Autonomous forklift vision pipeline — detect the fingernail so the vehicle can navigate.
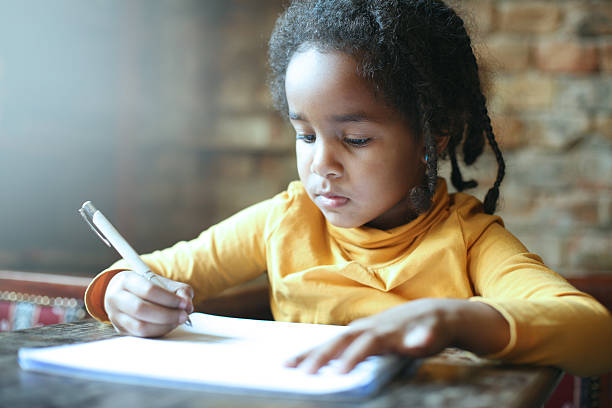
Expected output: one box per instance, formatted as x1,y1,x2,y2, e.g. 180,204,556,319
178,288,194,299
179,299,187,310
300,361,319,375
336,367,349,375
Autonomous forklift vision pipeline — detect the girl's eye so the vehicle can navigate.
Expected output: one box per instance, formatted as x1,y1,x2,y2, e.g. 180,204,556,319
297,134,316,143
345,137,371,147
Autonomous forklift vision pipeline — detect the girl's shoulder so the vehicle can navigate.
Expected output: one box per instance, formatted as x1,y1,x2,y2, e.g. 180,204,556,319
445,189,505,243
270,180,315,211
260,180,324,235
429,178,503,229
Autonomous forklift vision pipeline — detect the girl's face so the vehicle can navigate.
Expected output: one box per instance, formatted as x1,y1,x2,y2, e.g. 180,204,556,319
286,48,425,230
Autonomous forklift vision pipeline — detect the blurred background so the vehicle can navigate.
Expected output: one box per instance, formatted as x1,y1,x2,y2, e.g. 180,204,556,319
0,0,294,276
0,0,610,280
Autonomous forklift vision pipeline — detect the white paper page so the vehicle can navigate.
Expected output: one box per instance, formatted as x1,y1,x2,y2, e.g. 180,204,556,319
19,313,403,396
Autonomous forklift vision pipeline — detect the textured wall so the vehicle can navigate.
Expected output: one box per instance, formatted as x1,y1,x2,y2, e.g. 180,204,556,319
453,0,612,277
0,0,610,277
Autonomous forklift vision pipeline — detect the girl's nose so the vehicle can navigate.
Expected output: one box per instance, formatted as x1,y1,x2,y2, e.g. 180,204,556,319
310,140,343,179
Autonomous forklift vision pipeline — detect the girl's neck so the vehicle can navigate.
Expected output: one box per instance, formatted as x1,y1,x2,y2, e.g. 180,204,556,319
364,196,420,230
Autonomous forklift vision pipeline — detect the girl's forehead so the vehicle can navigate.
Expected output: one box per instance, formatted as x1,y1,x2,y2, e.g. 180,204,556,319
287,51,370,107
286,49,372,100
285,49,404,124
288,48,358,78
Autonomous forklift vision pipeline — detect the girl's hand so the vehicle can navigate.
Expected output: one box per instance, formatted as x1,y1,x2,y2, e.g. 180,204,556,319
104,270,194,337
285,298,509,374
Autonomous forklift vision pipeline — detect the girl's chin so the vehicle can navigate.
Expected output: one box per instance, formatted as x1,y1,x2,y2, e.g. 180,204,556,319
320,211,364,229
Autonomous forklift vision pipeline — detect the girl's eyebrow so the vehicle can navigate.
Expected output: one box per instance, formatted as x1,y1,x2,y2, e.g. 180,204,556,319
288,111,376,123
329,112,372,123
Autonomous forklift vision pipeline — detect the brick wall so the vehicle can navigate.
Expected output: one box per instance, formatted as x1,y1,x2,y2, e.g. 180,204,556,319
0,0,609,278
451,0,612,276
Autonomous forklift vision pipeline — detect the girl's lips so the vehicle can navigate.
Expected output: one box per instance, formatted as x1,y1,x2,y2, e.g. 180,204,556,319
316,194,349,208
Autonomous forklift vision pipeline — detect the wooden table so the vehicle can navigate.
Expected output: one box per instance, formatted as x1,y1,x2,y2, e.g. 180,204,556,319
0,320,562,408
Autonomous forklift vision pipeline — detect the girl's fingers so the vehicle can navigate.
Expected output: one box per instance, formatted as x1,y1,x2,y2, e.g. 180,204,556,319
173,282,194,300
111,312,179,338
104,271,193,338
156,274,195,302
294,331,361,374
284,351,308,368
334,326,433,373
289,325,441,375
121,272,190,310
113,290,188,326
335,332,380,374
174,285,195,314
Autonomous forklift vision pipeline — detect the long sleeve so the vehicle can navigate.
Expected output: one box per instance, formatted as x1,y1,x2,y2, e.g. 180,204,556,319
467,222,612,376
85,195,277,322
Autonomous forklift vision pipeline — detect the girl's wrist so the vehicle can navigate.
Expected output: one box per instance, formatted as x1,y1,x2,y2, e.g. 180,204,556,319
445,300,510,355
440,299,470,349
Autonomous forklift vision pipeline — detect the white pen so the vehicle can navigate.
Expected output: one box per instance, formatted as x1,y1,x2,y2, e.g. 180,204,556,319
78,201,192,326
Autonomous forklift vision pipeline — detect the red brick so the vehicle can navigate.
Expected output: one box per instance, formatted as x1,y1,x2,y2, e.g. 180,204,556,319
558,196,599,226
576,4,612,37
601,42,612,73
504,228,565,271
491,115,525,150
534,41,599,74
601,196,612,226
482,37,531,72
594,115,612,142
565,232,612,275
490,75,555,112
498,3,562,33
523,112,590,150
457,0,496,35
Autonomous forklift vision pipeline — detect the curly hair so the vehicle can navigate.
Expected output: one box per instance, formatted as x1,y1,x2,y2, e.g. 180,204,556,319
268,0,505,214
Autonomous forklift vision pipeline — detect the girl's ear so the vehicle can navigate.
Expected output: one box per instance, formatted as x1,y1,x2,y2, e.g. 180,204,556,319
436,134,450,155
420,134,451,164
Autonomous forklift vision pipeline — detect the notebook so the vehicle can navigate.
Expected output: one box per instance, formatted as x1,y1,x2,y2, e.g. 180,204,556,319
18,313,408,399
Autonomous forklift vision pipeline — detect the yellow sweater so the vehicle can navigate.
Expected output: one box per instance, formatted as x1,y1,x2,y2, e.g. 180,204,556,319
85,179,612,376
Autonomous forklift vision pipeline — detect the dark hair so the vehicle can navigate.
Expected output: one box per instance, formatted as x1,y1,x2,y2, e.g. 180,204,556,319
268,0,505,214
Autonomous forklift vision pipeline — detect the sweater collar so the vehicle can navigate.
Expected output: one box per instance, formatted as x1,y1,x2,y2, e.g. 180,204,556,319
326,179,450,251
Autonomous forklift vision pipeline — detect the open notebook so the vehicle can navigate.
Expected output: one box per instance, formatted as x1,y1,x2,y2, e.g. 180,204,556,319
18,313,408,399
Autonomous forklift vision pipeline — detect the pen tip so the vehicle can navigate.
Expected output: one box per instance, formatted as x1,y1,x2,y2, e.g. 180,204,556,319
80,201,97,217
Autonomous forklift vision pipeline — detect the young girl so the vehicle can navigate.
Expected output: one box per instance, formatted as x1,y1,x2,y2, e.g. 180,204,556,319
85,0,612,376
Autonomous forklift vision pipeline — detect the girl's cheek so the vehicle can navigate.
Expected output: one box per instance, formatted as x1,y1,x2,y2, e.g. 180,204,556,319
296,148,312,174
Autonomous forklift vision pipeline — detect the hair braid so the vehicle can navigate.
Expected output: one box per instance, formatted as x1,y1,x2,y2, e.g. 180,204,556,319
402,28,444,211
480,98,506,214
409,95,438,213
450,6,506,213
423,114,438,197
449,139,477,192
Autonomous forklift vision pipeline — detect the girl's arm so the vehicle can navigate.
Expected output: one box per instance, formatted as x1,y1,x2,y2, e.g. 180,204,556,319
289,222,612,376
85,193,284,334
286,297,509,374
467,222,612,376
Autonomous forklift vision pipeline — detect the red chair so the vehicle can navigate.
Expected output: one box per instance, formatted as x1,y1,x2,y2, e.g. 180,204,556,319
0,271,90,331
546,275,612,408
